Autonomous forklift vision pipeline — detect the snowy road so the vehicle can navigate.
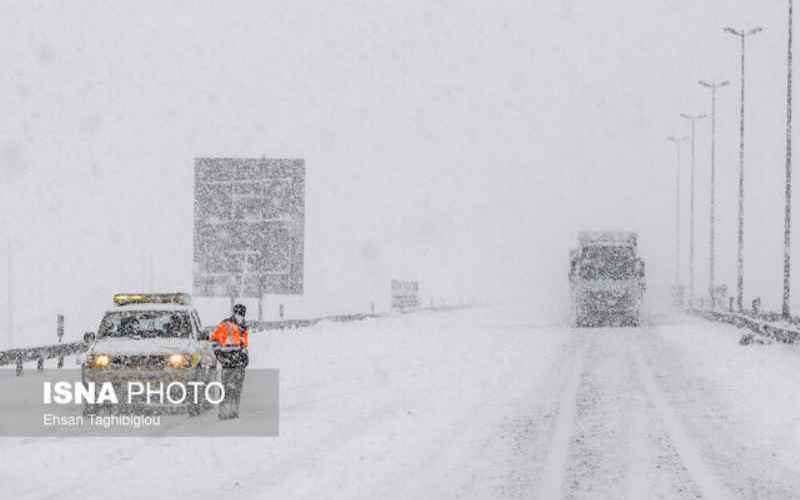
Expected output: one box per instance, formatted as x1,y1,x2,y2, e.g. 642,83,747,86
3,306,800,499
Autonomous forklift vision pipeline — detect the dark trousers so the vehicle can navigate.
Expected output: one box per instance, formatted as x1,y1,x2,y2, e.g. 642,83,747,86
216,349,249,419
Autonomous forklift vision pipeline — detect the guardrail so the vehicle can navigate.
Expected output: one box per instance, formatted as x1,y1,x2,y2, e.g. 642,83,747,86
248,304,471,331
693,308,800,343
0,342,88,375
249,312,383,331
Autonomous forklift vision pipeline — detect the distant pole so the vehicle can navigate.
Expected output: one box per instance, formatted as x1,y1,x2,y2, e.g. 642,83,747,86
699,79,730,308
725,26,763,312
57,314,64,369
258,280,263,322
149,252,154,291
667,136,689,286
228,279,235,311
141,251,148,290
681,113,706,308
784,0,794,319
6,241,12,349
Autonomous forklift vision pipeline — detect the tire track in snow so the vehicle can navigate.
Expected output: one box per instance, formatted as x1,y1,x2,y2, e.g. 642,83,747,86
633,346,732,500
623,390,650,500
640,318,800,498
561,329,647,499
535,339,587,499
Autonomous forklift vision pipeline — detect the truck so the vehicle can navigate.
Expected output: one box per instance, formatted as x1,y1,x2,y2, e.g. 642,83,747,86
569,231,645,327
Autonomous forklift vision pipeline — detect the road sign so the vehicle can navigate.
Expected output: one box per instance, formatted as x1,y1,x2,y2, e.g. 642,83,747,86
391,279,419,311
193,158,305,297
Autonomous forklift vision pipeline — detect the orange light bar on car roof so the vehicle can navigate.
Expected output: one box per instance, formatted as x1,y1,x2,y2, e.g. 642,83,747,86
112,293,192,306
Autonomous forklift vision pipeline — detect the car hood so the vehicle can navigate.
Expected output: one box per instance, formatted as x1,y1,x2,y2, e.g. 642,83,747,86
90,337,194,356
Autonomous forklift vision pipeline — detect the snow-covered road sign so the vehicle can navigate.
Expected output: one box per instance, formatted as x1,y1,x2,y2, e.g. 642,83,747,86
391,279,419,311
193,158,305,297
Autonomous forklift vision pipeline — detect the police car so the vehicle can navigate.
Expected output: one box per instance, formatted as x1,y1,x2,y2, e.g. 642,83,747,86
81,293,220,416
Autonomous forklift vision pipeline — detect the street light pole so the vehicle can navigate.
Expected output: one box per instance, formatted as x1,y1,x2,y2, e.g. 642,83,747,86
681,113,706,309
7,241,12,350
667,136,689,288
699,79,730,309
784,0,794,319
724,26,763,312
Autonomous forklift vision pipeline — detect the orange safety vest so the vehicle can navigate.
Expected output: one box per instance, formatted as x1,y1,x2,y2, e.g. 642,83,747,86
211,319,249,348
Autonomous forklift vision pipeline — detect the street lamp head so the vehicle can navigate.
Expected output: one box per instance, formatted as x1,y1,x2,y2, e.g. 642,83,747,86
681,113,707,120
724,26,763,37
699,79,730,89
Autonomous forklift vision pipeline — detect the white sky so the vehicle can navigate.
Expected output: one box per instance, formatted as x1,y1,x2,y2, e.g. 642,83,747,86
0,1,798,342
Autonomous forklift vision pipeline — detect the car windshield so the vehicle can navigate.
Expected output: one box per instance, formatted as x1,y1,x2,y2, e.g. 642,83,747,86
579,246,635,280
98,310,192,338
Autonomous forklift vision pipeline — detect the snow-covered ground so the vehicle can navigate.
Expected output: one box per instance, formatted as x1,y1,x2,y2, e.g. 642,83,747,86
2,306,800,499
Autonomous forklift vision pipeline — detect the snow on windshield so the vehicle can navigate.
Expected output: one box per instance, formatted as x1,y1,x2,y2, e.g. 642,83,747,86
98,311,192,338
579,246,636,281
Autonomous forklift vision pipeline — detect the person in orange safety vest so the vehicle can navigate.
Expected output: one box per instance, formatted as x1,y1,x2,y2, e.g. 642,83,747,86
212,303,250,420
211,303,249,348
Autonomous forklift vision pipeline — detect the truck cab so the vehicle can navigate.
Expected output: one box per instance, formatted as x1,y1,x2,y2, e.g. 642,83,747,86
569,232,646,327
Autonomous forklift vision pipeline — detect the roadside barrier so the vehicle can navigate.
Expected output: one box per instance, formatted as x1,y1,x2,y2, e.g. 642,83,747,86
0,341,87,373
693,308,800,343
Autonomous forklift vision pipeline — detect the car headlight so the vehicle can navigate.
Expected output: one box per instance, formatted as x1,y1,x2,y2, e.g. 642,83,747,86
166,354,190,368
91,354,111,368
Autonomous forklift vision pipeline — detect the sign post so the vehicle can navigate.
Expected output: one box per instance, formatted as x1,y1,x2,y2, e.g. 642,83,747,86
56,314,64,369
